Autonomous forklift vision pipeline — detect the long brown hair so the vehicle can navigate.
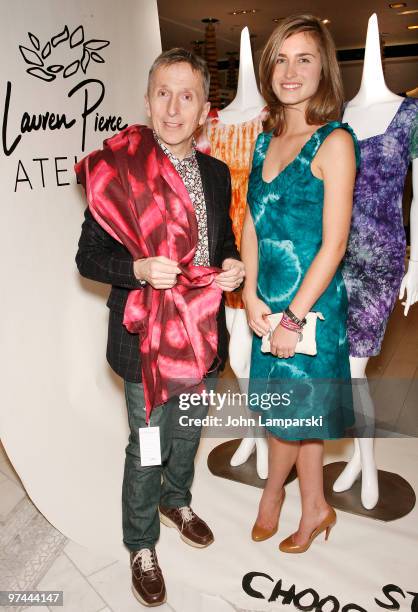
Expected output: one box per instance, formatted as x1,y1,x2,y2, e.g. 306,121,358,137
260,15,343,135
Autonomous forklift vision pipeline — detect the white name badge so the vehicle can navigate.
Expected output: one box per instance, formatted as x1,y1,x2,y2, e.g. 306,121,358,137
139,426,162,466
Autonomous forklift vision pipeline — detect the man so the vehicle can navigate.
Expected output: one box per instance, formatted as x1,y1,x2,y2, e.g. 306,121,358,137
75,48,244,607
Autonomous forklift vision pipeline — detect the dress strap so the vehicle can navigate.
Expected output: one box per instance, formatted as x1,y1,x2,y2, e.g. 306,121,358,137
253,131,272,165
304,121,361,168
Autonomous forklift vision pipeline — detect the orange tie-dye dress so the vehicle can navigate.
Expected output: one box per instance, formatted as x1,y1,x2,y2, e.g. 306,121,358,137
198,109,266,308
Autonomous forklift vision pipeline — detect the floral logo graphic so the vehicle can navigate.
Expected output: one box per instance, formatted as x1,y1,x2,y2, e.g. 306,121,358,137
19,25,110,82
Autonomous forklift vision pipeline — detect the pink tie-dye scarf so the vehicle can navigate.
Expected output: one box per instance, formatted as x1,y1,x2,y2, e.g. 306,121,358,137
75,125,223,422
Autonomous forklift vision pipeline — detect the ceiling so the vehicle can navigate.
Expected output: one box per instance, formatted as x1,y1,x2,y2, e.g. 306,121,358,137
157,0,418,57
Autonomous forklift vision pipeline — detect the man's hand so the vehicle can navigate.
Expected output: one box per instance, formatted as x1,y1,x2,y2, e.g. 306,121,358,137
133,256,181,289
215,258,245,292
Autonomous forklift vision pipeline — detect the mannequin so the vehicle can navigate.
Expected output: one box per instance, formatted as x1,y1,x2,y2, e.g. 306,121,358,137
201,27,268,478
333,13,418,509
216,27,265,122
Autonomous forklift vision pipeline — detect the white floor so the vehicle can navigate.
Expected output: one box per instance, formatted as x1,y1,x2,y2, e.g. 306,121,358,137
0,439,247,612
2,435,418,612
0,441,145,612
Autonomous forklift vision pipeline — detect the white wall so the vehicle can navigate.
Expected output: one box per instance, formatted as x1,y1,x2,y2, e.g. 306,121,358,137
0,0,161,557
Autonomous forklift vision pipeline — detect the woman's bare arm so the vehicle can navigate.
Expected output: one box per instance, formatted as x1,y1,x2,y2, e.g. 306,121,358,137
288,128,356,319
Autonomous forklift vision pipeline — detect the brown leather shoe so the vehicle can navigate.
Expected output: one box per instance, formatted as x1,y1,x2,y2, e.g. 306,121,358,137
159,505,214,548
130,548,166,607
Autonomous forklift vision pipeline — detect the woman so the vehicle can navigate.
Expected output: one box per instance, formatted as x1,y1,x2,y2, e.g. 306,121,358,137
241,14,359,553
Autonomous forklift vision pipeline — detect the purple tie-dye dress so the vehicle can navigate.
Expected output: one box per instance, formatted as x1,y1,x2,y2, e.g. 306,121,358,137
342,97,418,357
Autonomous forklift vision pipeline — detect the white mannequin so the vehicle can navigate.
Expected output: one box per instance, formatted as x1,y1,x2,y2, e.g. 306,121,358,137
214,27,268,479
333,13,418,509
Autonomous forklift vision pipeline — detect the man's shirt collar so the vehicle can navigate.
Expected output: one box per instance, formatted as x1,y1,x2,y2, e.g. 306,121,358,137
153,130,196,166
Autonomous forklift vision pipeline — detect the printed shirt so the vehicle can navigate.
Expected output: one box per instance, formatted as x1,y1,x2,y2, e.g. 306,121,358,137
153,132,210,266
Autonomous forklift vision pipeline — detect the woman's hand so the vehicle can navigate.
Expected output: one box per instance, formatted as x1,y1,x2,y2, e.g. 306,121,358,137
243,293,271,336
270,325,298,358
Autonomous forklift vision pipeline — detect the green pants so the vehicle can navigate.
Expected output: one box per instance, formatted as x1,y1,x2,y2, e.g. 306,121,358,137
122,381,210,551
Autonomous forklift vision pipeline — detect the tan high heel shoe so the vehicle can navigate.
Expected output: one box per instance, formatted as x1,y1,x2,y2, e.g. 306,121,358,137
251,489,286,542
279,507,336,553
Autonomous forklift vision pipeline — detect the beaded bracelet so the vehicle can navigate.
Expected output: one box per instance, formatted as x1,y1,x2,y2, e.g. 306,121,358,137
280,314,301,330
284,307,307,328
279,313,303,341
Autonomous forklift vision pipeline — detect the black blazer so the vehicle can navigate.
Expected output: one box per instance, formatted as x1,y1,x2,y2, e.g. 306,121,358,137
75,150,240,382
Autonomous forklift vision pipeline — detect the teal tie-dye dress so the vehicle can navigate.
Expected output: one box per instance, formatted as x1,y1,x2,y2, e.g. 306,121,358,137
247,122,359,441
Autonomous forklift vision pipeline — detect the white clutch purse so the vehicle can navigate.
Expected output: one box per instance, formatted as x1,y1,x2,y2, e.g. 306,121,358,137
261,312,325,356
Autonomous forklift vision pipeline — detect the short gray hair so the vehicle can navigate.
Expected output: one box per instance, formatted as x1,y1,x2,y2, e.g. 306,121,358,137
147,48,210,100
